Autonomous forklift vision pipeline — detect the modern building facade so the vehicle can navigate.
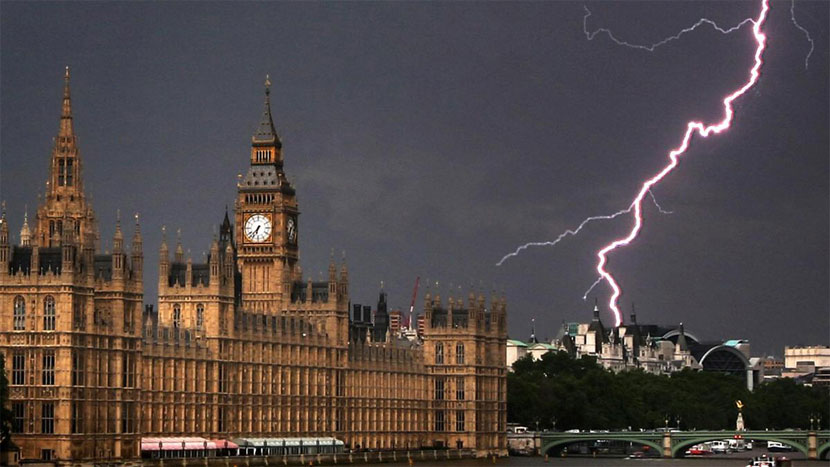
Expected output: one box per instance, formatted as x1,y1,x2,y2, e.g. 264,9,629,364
0,70,507,462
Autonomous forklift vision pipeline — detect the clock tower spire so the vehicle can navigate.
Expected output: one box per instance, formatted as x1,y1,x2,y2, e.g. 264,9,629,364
235,76,299,311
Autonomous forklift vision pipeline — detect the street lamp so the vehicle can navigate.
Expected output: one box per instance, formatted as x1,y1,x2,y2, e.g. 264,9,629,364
810,414,815,431
664,416,669,429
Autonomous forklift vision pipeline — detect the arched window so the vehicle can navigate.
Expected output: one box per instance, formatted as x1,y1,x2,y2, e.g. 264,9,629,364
455,342,465,365
44,296,56,331
13,296,25,330
196,304,204,330
172,305,181,328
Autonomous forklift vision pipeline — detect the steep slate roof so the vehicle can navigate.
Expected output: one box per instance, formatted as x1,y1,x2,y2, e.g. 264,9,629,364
252,76,281,147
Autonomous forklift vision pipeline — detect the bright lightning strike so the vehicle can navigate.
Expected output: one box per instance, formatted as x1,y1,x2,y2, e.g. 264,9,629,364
583,6,755,52
790,0,814,70
496,190,671,267
501,7,756,268
594,0,770,327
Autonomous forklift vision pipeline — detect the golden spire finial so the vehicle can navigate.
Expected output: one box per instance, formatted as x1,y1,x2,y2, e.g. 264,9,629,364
265,74,271,95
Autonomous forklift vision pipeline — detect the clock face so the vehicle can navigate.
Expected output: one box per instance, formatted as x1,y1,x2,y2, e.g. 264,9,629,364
244,214,272,242
287,217,297,244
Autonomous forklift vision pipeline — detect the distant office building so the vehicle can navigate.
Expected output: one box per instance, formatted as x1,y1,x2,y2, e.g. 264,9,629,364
784,346,830,370
782,346,830,384
389,309,403,336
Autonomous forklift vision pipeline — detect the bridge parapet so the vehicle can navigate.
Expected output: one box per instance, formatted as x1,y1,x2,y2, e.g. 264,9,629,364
539,429,829,460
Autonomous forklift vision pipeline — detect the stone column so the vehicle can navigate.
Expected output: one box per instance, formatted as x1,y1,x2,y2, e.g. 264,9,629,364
808,431,817,460
662,432,672,458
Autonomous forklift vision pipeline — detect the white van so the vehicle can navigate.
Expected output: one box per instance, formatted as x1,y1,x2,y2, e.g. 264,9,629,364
710,440,730,454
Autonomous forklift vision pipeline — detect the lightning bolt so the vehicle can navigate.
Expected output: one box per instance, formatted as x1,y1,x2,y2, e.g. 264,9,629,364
496,190,670,267
593,0,770,327
583,5,755,52
790,0,814,70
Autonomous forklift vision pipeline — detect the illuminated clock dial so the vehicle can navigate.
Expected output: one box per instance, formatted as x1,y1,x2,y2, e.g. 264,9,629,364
287,217,297,244
244,214,272,242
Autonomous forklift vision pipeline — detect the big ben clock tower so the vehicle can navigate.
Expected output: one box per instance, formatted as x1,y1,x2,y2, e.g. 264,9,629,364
235,76,299,311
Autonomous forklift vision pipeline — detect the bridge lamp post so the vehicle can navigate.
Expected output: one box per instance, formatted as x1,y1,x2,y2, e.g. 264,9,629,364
810,414,815,431
676,416,681,430
664,416,669,429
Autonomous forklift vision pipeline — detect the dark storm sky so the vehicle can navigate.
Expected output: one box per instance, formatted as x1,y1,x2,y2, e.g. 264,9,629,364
1,1,827,356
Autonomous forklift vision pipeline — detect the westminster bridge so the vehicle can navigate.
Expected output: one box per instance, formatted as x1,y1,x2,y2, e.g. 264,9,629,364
535,429,830,460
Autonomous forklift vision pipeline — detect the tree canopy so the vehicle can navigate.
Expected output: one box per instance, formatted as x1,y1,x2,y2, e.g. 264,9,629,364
507,351,828,431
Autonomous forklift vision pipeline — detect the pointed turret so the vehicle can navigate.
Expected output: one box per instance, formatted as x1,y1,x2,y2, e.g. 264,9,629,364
338,251,349,299
248,74,284,173
0,204,9,274
209,233,220,278
59,66,74,138
252,74,282,149
529,318,538,344
20,207,31,246
186,253,193,287
224,241,234,280
159,226,170,287
220,207,233,246
373,284,389,342
174,228,183,263
676,322,689,352
131,213,143,281
328,249,337,295
113,210,123,253
38,66,94,248
587,298,606,354
112,211,124,278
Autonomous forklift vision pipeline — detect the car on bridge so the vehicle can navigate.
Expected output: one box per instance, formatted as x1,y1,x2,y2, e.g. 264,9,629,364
709,440,731,454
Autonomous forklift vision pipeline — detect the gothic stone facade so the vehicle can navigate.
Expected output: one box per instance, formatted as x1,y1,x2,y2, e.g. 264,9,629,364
0,70,507,462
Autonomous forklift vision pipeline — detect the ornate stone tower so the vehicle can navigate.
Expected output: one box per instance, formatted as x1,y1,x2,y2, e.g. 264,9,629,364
36,67,97,250
0,68,143,462
234,76,300,312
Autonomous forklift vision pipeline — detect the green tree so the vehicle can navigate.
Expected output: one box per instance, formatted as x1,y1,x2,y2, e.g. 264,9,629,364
746,378,830,429
506,350,827,431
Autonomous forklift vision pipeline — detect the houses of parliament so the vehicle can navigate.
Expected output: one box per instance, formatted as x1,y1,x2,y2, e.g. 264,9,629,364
0,69,507,462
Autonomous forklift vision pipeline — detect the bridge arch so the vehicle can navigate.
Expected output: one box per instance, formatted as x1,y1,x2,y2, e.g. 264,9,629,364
671,435,808,458
818,441,830,460
541,437,661,457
